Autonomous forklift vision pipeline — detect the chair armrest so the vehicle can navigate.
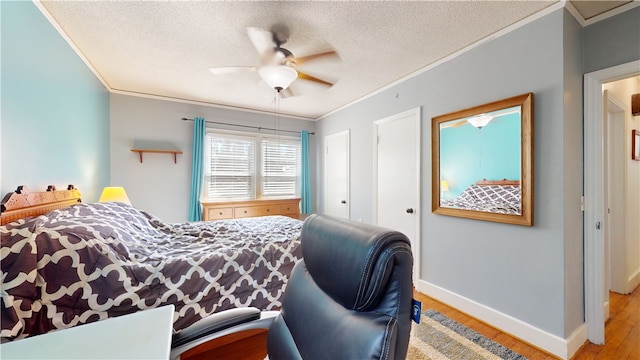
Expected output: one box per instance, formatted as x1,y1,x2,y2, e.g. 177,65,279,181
170,308,278,360
172,307,261,348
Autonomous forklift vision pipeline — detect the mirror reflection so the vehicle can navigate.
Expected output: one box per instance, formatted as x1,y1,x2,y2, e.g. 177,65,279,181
439,106,521,214
431,93,533,226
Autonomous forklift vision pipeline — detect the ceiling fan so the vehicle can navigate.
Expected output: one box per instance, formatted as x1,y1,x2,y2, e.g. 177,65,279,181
209,24,339,96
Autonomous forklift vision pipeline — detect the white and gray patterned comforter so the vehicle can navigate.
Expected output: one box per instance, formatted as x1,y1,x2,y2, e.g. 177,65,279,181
0,202,303,341
441,184,521,214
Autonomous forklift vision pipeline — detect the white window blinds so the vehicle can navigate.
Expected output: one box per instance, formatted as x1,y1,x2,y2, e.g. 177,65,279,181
205,135,255,200
262,138,300,197
204,131,300,201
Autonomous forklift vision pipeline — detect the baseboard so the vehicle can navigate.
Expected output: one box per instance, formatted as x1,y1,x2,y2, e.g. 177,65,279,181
416,280,587,360
627,268,640,294
566,323,588,360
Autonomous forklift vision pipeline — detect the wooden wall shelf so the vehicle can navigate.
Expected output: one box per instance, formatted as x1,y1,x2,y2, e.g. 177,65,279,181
131,149,183,163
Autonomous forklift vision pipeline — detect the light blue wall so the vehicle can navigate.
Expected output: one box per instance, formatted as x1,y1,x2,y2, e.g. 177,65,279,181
1,1,110,201
440,115,521,197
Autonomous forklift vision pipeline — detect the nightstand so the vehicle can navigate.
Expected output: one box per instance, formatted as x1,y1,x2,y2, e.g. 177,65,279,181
1,305,175,359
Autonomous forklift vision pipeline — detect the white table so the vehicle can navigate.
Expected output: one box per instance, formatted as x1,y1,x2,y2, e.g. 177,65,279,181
1,305,174,359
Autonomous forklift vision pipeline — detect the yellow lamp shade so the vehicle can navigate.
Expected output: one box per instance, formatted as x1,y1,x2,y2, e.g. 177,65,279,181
440,180,449,192
99,187,131,205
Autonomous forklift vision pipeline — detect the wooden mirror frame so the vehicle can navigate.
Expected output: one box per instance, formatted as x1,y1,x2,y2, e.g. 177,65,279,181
431,93,534,226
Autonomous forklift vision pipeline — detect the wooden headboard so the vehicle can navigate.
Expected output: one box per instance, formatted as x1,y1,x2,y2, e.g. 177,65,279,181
0,185,82,225
475,179,520,186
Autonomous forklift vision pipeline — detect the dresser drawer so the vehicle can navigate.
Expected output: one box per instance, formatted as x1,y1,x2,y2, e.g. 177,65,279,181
234,205,276,218
279,203,299,215
206,207,233,220
201,198,300,220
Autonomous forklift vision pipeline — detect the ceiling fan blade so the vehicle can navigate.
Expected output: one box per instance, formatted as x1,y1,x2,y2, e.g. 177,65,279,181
209,66,256,75
298,71,334,87
293,50,339,66
247,27,274,55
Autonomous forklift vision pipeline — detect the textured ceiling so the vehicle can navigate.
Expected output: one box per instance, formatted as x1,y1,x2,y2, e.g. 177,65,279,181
38,1,630,120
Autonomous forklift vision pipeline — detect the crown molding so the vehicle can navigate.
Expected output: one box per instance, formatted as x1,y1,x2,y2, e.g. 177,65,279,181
110,89,315,121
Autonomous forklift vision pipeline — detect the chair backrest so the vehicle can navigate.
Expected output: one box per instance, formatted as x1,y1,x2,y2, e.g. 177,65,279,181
267,214,413,360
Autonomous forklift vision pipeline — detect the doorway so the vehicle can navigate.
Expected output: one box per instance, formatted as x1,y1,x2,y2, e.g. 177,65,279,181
373,107,421,280
583,60,640,344
323,129,350,219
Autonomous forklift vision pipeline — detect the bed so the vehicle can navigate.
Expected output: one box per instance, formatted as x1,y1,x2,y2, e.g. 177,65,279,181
440,179,521,215
0,186,303,342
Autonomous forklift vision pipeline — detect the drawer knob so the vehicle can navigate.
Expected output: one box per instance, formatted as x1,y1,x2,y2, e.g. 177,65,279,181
267,209,270,212
219,212,223,215
244,210,247,213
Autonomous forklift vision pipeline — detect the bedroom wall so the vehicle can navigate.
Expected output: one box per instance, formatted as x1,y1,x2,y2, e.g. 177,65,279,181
0,1,110,202
109,93,316,223
561,8,584,340
317,7,576,345
582,6,640,74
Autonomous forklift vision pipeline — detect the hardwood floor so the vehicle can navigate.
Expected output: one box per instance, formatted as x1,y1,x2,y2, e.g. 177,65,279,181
576,288,640,359
414,285,640,359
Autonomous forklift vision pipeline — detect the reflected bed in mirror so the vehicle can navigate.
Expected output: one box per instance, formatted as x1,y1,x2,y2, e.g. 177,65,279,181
431,93,533,226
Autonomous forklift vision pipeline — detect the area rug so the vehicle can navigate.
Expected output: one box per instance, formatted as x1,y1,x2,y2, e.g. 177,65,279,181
408,310,528,360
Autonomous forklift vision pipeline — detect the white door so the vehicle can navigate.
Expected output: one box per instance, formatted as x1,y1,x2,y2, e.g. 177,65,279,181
324,130,350,219
374,108,421,280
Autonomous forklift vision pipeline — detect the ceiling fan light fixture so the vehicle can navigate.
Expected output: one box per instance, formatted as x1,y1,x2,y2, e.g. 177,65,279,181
467,114,493,128
258,65,298,91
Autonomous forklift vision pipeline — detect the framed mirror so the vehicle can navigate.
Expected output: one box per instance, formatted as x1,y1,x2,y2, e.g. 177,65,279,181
431,93,533,226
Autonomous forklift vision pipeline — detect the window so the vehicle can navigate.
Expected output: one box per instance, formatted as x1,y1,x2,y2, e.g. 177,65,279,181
205,131,301,201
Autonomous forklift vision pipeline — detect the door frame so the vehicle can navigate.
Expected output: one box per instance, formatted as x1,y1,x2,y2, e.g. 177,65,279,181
323,129,351,219
583,60,639,344
372,107,422,281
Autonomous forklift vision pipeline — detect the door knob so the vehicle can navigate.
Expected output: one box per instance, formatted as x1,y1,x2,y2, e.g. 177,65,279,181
406,208,414,214
341,200,347,204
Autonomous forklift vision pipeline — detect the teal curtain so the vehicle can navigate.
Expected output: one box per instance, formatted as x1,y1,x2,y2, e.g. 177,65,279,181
300,130,312,214
188,117,205,221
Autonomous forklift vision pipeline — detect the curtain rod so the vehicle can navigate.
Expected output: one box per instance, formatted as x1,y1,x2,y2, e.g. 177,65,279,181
181,118,315,135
